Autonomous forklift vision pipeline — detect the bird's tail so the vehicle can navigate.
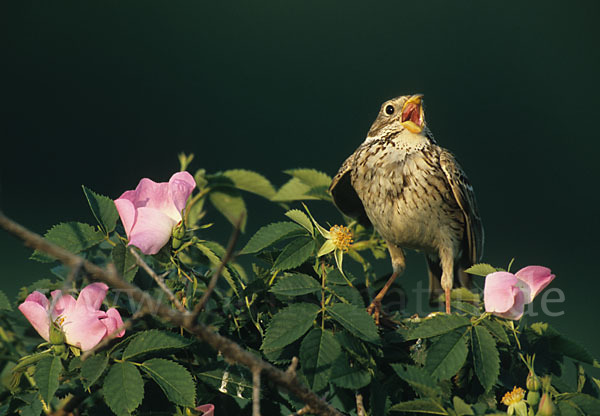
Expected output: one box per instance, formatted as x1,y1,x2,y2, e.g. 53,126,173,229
426,254,473,306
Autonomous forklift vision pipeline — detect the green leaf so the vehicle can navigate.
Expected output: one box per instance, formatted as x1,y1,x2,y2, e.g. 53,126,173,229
222,169,277,199
284,209,314,236
452,396,474,415
464,263,497,277
558,393,600,416
391,364,442,398
196,368,253,400
111,243,138,283
272,177,316,201
329,353,372,389
406,314,471,340
553,335,598,366
194,242,240,296
0,290,12,311
272,237,316,271
471,326,499,392
331,285,364,307
481,318,510,344
140,358,196,407
103,362,144,416
327,303,379,344
208,189,247,231
261,303,320,351
81,353,109,390
240,221,305,254
82,185,119,234
390,398,448,414
122,330,193,361
270,273,321,296
34,355,62,404
299,328,342,392
425,329,469,380
31,222,105,262
285,168,332,188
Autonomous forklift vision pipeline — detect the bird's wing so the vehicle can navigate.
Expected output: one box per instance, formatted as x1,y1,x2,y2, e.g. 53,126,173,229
439,150,484,263
329,153,372,227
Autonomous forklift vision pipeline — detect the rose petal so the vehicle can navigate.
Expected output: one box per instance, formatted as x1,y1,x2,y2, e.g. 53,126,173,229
114,197,137,237
169,171,196,213
133,178,182,221
101,308,126,337
515,266,556,303
61,312,108,351
50,290,77,320
76,282,108,312
195,404,215,416
484,272,520,313
18,293,51,342
492,289,525,320
128,206,178,254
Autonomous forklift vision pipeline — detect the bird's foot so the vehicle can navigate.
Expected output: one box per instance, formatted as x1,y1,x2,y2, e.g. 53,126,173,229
367,299,383,325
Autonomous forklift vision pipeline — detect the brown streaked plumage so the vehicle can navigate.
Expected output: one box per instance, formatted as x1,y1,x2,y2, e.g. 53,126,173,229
330,94,483,320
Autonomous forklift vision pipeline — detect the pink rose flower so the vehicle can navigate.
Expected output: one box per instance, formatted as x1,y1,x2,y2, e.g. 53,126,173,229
484,266,556,320
114,171,196,255
18,283,125,351
195,404,215,415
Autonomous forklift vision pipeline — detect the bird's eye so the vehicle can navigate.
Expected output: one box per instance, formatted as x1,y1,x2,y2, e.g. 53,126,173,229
385,105,395,115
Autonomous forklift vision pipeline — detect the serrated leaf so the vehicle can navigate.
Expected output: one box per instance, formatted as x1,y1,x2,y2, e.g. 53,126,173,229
464,263,498,277
270,273,321,296
222,169,277,199
261,303,320,351
122,330,192,361
452,396,474,415
553,334,598,366
82,185,119,234
208,189,247,231
425,329,469,380
327,303,379,344
390,398,448,414
272,237,316,271
140,358,196,407
284,209,314,236
481,318,510,344
111,243,138,283
558,393,600,416
103,362,144,416
240,221,305,254
299,328,342,392
392,364,442,398
34,355,62,404
81,353,108,390
406,314,471,340
329,353,372,389
196,368,253,399
0,290,12,311
471,326,499,392
285,168,332,188
272,177,316,201
31,222,105,262
195,242,239,296
331,285,364,307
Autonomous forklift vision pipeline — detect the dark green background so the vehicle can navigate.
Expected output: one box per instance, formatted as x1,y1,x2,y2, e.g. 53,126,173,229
1,1,599,361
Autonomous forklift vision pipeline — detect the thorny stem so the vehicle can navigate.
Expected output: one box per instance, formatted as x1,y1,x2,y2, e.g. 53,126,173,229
0,212,343,416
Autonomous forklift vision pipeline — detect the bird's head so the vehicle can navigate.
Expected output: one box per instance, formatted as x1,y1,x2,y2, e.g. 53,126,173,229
366,94,426,140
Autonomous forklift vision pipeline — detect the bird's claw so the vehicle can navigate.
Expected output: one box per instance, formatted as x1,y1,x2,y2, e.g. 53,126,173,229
367,299,382,325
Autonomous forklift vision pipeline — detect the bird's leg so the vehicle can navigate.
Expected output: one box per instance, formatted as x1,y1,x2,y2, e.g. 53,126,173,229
439,248,454,314
367,244,405,324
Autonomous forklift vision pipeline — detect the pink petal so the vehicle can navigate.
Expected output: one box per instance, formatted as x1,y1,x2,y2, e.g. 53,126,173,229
169,171,196,213
76,283,108,313
195,404,215,416
50,291,77,320
133,178,181,221
115,197,137,237
492,290,525,320
18,293,51,342
61,312,107,351
515,266,556,303
128,206,178,254
484,272,520,313
101,308,126,337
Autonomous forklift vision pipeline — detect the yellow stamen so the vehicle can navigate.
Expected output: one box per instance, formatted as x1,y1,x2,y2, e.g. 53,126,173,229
502,386,526,406
329,225,353,252
54,315,65,326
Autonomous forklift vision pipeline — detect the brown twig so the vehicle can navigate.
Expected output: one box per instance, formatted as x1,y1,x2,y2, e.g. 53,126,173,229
0,212,342,416
252,367,262,416
128,247,186,313
186,214,243,326
356,392,366,416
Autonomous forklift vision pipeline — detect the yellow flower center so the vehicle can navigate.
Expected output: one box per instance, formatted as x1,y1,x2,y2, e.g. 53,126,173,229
54,315,66,327
502,386,526,406
329,225,353,252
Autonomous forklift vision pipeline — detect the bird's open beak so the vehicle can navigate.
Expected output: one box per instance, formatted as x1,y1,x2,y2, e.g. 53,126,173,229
400,94,425,134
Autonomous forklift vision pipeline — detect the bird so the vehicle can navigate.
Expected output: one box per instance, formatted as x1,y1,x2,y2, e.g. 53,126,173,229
329,94,483,321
